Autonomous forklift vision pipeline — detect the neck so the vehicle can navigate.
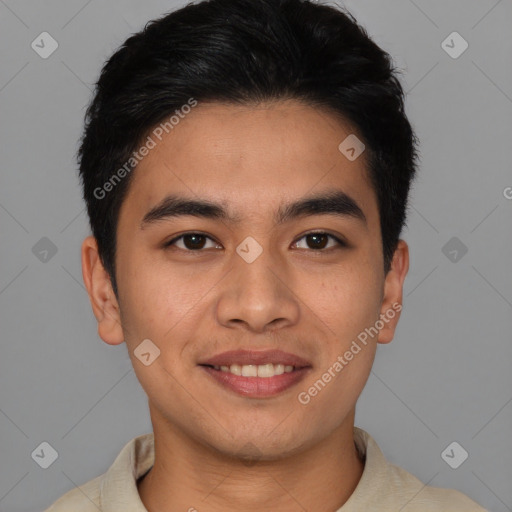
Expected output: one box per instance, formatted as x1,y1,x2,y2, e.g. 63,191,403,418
137,407,364,512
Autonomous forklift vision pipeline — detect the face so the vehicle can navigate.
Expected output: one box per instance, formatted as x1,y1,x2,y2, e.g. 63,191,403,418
82,100,408,460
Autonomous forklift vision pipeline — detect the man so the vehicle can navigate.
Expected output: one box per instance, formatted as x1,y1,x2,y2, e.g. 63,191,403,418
45,0,487,510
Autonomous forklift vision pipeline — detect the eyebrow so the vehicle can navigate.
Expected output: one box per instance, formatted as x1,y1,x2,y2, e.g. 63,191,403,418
140,190,367,230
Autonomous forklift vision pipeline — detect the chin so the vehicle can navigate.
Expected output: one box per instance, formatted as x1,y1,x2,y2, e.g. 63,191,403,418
205,428,312,462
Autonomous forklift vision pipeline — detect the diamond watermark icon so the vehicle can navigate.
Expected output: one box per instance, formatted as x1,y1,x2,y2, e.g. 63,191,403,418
338,134,365,161
442,236,468,263
134,338,161,366
441,32,468,59
31,441,59,469
236,236,263,264
32,237,58,263
31,32,59,59
441,441,468,469
235,441,264,467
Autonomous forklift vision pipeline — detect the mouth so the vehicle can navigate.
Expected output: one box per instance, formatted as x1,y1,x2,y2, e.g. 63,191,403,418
200,362,302,377
198,350,312,398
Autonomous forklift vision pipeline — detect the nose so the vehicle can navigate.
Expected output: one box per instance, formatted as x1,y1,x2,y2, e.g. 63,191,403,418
215,245,300,334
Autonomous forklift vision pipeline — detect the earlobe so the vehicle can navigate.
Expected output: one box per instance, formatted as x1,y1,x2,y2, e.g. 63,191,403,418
81,235,124,345
377,239,409,344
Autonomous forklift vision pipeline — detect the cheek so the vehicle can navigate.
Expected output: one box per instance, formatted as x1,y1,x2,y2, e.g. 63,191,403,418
293,342,376,444
312,263,381,409
307,261,383,338
118,252,202,338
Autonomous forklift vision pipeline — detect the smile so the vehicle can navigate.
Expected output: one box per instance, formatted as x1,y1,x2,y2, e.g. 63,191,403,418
200,364,310,398
208,363,296,378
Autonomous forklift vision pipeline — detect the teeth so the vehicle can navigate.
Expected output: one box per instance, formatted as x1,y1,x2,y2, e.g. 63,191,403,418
242,365,258,377
258,363,277,377
227,364,241,376
213,363,296,377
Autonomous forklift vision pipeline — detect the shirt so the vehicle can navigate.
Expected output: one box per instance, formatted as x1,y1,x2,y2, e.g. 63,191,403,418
44,427,487,511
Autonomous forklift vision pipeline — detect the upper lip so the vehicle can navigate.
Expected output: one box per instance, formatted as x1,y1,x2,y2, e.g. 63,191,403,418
199,349,311,368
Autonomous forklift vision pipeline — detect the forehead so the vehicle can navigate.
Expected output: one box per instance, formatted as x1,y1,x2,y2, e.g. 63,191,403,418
120,100,378,226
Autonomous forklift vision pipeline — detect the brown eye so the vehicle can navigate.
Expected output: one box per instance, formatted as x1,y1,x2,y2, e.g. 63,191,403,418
164,231,346,252
294,232,346,251
164,233,220,251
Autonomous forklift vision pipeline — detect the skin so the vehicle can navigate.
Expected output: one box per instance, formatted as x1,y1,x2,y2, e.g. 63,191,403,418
81,100,409,512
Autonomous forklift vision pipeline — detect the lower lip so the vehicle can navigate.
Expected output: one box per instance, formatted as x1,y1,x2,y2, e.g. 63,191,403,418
200,366,310,398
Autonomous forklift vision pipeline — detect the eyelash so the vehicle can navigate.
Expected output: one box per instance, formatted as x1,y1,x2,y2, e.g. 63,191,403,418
163,231,347,252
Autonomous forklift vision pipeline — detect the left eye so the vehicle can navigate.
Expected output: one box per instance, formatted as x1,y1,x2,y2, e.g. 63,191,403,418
164,232,345,251
293,232,346,250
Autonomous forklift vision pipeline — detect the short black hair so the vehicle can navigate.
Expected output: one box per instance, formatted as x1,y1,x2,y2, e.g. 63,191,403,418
78,0,419,298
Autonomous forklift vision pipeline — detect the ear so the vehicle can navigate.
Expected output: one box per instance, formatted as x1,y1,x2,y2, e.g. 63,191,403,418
377,239,409,344
81,235,124,345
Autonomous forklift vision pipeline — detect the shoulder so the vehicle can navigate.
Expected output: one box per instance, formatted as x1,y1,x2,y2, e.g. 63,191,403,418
350,428,487,512
43,474,103,511
42,432,154,511
387,462,488,511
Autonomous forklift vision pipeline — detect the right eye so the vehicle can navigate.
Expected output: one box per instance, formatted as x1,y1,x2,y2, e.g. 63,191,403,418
163,233,222,251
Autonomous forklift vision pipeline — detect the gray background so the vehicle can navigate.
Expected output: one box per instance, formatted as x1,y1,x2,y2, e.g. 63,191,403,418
0,0,511,511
